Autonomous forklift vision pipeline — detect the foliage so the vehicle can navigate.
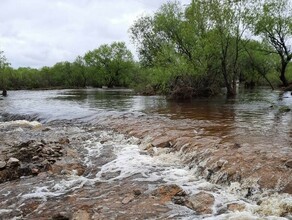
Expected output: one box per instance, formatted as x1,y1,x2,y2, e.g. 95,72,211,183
84,42,135,87
0,50,10,89
0,42,136,90
252,0,292,86
1,0,291,98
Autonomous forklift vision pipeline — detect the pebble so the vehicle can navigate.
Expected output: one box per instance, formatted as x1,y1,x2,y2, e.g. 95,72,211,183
7,157,20,167
122,195,135,204
285,159,292,168
0,161,6,169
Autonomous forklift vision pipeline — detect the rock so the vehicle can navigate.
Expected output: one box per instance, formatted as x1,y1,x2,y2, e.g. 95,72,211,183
285,160,292,168
101,171,121,180
152,136,172,148
31,168,39,175
59,138,70,144
0,161,6,169
233,143,241,149
72,210,90,220
133,189,142,196
52,212,70,220
184,192,215,215
122,194,135,204
172,196,186,205
227,203,246,212
152,184,186,203
32,156,39,161
216,160,226,168
7,157,20,167
281,182,292,194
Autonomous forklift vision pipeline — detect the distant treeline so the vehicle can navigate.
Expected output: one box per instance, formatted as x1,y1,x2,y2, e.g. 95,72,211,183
0,0,291,98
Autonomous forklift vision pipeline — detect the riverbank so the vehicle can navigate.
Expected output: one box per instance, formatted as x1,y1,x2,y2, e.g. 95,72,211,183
0,118,291,219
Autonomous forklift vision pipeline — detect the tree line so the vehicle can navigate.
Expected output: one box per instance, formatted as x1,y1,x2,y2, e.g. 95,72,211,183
0,0,291,98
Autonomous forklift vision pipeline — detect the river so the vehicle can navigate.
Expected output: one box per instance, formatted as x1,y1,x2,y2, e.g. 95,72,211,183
0,88,291,219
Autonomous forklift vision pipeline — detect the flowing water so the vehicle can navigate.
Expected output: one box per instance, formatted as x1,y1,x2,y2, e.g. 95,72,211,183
0,88,291,219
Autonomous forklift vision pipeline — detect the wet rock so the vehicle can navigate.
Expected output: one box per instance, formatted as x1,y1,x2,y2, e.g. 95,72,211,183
216,160,227,169
0,161,6,169
72,210,90,220
233,143,241,149
32,156,39,161
122,194,135,204
7,157,20,167
52,163,85,176
31,168,39,175
17,140,34,148
101,171,121,180
52,212,70,220
184,192,215,215
59,137,70,144
281,182,292,194
285,160,292,168
152,136,172,148
133,189,142,196
152,184,186,203
227,203,246,212
172,196,186,205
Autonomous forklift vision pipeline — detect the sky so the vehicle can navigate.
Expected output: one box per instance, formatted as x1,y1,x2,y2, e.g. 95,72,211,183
0,0,189,68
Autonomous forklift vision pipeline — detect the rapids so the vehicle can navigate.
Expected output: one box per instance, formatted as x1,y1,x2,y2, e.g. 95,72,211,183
0,88,291,219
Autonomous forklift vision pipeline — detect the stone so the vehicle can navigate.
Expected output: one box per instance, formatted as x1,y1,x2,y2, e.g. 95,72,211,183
72,210,90,220
32,156,39,161
152,136,172,148
59,138,70,144
184,192,215,215
172,196,186,205
101,171,121,180
281,182,292,194
0,161,6,169
52,212,70,220
152,184,186,203
285,160,292,168
227,203,246,212
7,157,20,167
122,194,135,204
31,168,39,175
133,189,142,196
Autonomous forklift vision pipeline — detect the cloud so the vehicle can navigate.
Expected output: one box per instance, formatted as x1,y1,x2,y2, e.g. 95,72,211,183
0,0,189,68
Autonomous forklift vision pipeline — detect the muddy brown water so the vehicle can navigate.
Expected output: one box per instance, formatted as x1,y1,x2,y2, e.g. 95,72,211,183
0,88,291,219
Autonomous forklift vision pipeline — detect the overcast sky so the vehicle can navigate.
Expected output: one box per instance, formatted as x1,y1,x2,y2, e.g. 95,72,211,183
0,0,189,68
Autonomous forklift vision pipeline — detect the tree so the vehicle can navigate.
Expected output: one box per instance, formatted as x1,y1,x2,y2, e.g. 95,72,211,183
202,0,251,97
84,42,134,87
253,0,292,86
0,50,10,90
72,56,87,87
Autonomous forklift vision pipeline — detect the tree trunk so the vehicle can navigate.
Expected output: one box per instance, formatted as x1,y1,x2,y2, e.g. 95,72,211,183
280,62,289,87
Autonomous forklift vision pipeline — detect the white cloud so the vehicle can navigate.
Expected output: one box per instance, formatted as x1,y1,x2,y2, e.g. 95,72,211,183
0,0,190,68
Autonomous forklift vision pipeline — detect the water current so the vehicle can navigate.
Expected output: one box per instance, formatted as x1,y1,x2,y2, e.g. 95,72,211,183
0,88,291,219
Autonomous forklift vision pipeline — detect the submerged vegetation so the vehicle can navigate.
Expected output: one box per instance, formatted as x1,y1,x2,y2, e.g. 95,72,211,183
0,0,291,98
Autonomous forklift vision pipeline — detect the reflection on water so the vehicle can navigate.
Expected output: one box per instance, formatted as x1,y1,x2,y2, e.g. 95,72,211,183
0,87,291,146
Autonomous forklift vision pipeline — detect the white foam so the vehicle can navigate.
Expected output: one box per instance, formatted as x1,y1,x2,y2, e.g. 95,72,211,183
0,209,13,215
17,130,292,219
0,120,42,128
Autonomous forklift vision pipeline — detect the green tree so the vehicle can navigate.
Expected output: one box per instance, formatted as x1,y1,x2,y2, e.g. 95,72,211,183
252,0,292,86
0,50,10,90
84,42,134,87
72,56,87,87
